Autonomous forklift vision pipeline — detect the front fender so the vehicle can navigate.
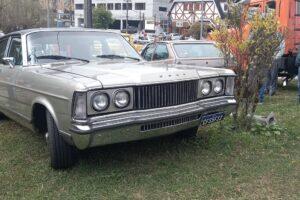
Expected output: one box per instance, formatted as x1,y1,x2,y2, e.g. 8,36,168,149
31,96,59,128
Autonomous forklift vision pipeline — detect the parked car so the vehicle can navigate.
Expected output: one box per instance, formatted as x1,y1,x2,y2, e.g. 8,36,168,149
0,28,236,169
169,33,181,40
141,40,225,68
0,31,4,37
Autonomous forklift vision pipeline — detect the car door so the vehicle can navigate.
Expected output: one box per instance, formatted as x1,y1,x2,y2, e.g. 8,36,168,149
0,36,10,110
153,43,169,61
141,44,156,61
0,35,23,113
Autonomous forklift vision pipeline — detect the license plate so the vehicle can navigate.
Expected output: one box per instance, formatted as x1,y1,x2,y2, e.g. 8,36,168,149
200,112,225,126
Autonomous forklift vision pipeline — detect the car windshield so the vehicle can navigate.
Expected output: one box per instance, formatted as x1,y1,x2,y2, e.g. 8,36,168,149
173,43,223,58
27,31,141,64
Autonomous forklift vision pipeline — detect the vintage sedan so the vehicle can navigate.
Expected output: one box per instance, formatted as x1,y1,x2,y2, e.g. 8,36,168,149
141,40,225,68
0,28,236,169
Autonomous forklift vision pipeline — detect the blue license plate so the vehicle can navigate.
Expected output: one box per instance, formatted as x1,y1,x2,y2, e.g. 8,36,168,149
200,112,225,126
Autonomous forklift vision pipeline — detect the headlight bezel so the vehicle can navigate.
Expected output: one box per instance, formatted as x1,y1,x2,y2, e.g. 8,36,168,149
87,87,133,115
198,77,226,98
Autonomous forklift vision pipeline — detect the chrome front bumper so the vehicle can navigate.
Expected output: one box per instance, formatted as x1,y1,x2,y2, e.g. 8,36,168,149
68,96,236,149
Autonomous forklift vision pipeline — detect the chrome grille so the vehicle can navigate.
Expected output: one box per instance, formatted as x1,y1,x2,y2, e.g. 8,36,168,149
134,80,198,109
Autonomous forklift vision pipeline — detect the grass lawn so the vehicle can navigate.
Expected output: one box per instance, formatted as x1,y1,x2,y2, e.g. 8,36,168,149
0,83,299,200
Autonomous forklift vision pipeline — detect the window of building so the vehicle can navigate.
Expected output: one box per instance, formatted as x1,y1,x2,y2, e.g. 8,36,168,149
122,3,132,10
115,3,121,10
159,7,167,12
195,3,205,11
135,3,146,10
183,3,193,11
75,4,83,10
107,3,114,10
297,1,300,15
97,3,106,9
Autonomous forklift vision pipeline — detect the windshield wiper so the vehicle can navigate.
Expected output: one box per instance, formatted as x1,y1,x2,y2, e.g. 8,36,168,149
96,54,140,61
36,55,89,63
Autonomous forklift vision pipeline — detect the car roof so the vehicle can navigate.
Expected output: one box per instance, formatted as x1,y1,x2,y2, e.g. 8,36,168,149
1,28,119,38
157,40,215,44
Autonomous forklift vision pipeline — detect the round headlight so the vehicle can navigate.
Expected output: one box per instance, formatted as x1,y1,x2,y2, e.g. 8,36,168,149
214,80,223,94
92,93,109,111
114,90,130,108
201,81,212,95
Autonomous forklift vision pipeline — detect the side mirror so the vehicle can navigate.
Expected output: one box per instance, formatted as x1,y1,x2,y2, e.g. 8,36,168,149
2,57,15,68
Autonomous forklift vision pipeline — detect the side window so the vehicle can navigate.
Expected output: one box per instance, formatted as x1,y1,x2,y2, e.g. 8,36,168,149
142,44,156,61
0,38,9,64
8,37,22,65
153,44,169,60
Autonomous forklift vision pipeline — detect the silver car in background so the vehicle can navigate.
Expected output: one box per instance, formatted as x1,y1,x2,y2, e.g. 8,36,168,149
0,28,236,169
141,40,225,68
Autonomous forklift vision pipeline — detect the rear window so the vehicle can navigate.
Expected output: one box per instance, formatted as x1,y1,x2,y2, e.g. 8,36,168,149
173,43,223,58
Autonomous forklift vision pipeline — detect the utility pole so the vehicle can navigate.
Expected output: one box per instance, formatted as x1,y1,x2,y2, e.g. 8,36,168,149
200,0,204,40
126,0,129,33
138,10,141,31
47,0,50,27
84,0,93,28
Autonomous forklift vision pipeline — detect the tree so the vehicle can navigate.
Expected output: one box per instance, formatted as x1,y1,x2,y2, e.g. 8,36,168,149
0,0,47,33
93,7,114,29
188,22,212,40
211,2,283,130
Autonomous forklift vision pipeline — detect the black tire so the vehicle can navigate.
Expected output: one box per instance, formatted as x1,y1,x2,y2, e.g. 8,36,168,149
46,111,78,169
176,127,198,138
0,112,7,121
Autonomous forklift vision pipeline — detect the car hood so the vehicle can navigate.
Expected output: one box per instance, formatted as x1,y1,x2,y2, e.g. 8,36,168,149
42,61,234,88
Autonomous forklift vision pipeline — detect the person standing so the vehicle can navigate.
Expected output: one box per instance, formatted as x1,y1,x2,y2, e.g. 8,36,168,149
258,40,285,103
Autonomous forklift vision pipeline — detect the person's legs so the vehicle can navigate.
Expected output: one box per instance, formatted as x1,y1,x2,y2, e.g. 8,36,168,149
259,83,266,103
269,59,280,96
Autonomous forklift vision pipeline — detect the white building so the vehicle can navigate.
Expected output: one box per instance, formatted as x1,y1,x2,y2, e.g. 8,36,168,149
74,0,171,31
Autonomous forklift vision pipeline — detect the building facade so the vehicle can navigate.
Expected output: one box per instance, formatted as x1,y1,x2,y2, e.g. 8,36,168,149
169,0,227,33
74,0,171,31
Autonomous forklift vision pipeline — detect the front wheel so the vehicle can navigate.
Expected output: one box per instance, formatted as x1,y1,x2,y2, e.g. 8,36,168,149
46,111,78,169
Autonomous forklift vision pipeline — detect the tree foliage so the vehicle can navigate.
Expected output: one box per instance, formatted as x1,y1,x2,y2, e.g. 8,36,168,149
188,22,212,40
93,7,114,29
211,2,283,130
0,0,47,33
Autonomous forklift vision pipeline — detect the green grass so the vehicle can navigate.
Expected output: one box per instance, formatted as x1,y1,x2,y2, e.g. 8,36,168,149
0,83,299,200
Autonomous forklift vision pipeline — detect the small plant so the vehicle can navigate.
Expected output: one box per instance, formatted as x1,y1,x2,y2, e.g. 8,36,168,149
250,123,287,137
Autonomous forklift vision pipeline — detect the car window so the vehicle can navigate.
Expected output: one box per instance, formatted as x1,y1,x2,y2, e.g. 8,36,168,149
27,31,141,64
142,44,156,61
0,38,9,64
173,43,223,58
153,44,169,60
8,37,22,65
